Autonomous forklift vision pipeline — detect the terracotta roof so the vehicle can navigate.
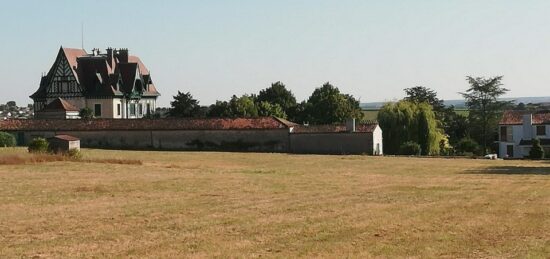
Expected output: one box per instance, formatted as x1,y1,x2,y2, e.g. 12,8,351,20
48,135,80,141
500,110,550,125
62,48,87,80
292,123,378,133
128,56,149,75
40,98,79,112
0,117,294,131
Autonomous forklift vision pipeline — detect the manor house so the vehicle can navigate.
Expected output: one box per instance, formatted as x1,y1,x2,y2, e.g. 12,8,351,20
31,47,160,119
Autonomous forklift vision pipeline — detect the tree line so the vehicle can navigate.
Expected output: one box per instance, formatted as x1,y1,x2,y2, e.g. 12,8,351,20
167,76,514,156
378,76,512,156
168,81,364,124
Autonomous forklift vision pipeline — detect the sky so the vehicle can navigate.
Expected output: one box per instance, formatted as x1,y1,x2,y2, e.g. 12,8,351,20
2,0,550,107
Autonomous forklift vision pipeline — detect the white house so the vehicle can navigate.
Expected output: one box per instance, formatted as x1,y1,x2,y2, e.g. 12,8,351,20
498,110,550,158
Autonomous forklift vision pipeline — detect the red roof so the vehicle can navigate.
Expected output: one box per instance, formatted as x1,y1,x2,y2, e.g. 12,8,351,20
500,110,550,125
292,123,378,133
40,98,80,112
0,117,294,131
48,135,80,141
62,48,87,82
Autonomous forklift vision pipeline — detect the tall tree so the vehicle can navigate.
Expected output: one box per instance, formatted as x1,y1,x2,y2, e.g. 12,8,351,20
169,91,201,117
229,95,258,118
257,81,297,113
257,101,287,118
378,101,445,155
461,76,511,154
404,86,445,112
303,82,363,124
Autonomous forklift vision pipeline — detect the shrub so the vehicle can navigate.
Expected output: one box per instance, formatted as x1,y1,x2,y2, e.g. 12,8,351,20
529,138,545,160
456,137,480,155
399,141,421,156
0,132,16,147
28,138,49,153
67,148,83,160
79,107,94,119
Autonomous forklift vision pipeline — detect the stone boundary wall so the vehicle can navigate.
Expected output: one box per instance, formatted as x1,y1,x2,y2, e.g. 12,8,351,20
289,132,374,155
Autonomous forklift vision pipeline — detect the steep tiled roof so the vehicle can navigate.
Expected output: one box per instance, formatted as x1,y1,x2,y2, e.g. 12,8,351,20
0,117,293,131
292,123,378,133
41,98,79,112
63,48,87,81
500,110,550,125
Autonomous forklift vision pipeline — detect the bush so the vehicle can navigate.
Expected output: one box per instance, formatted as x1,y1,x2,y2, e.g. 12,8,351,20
456,137,480,155
67,148,83,160
79,107,94,119
0,132,16,147
529,138,545,160
399,141,421,156
28,138,49,153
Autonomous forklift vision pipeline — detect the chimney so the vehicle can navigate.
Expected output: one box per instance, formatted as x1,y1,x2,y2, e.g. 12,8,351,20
118,48,128,63
346,118,356,133
106,47,113,67
523,113,533,140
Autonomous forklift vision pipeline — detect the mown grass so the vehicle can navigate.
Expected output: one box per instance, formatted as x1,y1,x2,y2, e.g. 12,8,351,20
0,148,549,258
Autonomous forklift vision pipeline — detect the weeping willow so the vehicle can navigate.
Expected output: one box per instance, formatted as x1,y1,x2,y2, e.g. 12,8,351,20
378,101,446,155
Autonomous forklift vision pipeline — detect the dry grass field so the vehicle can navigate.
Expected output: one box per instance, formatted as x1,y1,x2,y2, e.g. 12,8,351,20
1,148,549,258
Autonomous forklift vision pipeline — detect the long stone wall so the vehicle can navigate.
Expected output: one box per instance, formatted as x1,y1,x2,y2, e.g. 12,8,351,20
13,129,290,152
289,132,374,155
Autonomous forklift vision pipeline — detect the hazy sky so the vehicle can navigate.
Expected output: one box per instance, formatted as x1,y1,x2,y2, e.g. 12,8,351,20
2,0,550,107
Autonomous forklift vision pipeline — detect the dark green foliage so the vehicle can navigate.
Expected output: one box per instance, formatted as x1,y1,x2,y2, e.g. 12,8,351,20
403,86,469,145
207,101,232,117
529,139,545,160
302,82,363,124
0,132,16,147
456,137,480,155
169,91,202,117
257,81,297,115
404,86,445,112
399,141,421,156
79,107,94,119
461,76,512,154
378,101,445,155
28,138,49,153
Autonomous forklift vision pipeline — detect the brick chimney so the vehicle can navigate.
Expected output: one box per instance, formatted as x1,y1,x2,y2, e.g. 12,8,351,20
117,48,128,63
106,47,113,68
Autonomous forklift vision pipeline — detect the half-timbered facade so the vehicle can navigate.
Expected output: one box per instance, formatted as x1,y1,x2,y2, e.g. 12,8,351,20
31,47,160,119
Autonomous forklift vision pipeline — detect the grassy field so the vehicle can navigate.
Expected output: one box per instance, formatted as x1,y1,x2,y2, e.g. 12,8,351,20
1,148,549,258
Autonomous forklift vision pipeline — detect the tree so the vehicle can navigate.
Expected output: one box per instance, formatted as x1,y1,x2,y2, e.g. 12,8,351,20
229,95,258,118
303,82,363,124
404,86,444,112
529,138,545,159
378,101,445,155
461,76,512,154
257,101,287,118
257,81,297,114
79,107,94,119
207,101,231,117
169,91,201,117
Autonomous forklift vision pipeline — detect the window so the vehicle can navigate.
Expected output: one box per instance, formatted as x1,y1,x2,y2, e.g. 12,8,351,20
94,104,101,117
117,104,121,116
536,125,546,136
146,103,151,115
500,126,508,141
130,104,136,116
506,145,514,158
138,104,143,116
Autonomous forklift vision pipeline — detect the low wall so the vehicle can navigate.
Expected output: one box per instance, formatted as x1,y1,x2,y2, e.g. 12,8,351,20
290,132,374,155
12,129,290,152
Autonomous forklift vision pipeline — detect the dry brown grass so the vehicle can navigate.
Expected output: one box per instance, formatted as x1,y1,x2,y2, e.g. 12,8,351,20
0,148,549,258
0,151,142,165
